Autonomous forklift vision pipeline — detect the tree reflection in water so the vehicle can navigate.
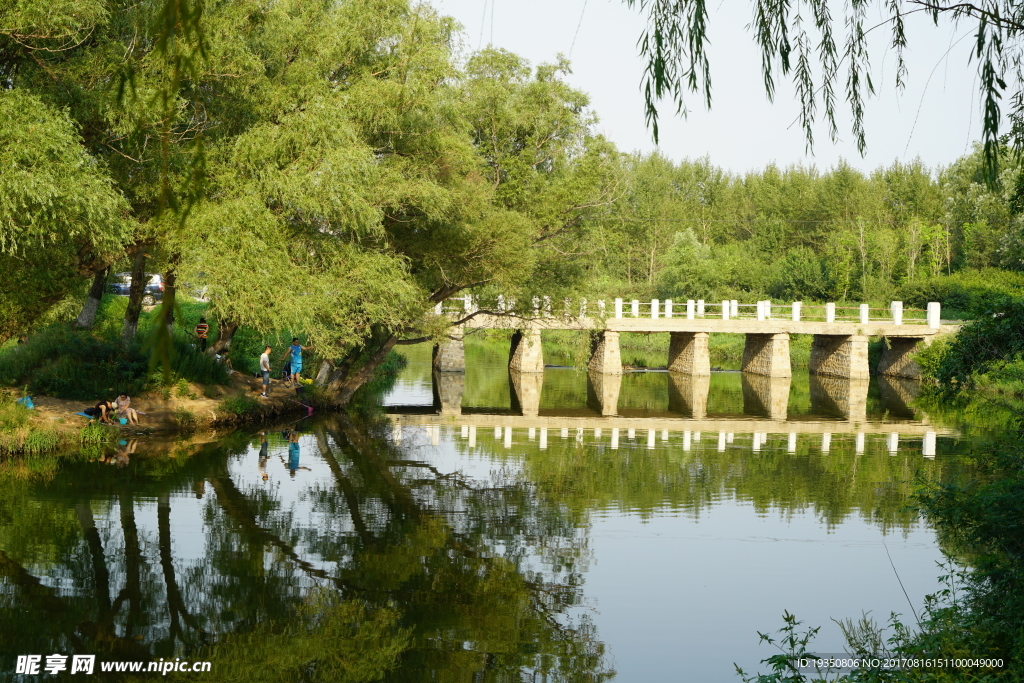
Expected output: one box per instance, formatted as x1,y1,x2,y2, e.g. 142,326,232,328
0,416,613,682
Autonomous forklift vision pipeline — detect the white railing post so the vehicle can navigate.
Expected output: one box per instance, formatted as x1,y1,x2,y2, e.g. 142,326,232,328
434,302,443,315
923,431,936,458
650,299,659,319
859,303,869,324
887,432,899,454
507,297,515,312
731,300,739,318
756,301,765,321
497,295,505,313
697,299,705,316
891,301,903,325
580,298,588,318
686,299,695,319
764,300,772,320
664,299,673,318
631,299,640,317
614,298,623,318
927,302,941,329
464,295,472,312
543,296,552,317
792,301,802,322
533,296,540,316
721,300,730,320
598,300,606,316
825,302,835,323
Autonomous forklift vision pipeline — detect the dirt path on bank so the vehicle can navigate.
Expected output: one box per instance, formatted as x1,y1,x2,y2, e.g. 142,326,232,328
14,372,314,435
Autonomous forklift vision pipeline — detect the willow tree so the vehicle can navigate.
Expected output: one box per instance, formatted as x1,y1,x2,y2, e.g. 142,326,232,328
2,0,618,403
627,0,1024,181
0,90,131,340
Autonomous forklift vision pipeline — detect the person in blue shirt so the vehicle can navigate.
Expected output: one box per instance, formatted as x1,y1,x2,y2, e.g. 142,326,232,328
281,337,312,386
283,430,309,478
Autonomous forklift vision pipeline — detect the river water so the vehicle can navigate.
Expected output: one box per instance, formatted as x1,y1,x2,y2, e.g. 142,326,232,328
0,342,980,682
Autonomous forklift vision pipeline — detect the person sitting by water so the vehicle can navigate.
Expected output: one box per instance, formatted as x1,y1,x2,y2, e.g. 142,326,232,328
84,400,116,424
115,394,140,425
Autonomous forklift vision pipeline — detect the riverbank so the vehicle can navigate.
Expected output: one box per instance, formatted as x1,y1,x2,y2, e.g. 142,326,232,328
0,372,321,454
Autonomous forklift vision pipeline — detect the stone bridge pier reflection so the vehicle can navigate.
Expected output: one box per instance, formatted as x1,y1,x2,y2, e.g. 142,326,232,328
402,369,953,458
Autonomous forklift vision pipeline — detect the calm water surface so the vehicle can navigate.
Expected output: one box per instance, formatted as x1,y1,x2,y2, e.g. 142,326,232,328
0,342,980,682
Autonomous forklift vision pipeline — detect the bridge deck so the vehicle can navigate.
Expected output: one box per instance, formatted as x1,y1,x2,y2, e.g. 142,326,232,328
461,313,957,338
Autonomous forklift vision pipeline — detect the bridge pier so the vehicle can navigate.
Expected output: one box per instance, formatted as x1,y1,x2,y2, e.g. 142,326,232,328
809,334,869,380
509,371,544,417
588,330,623,375
877,375,920,418
509,328,544,373
668,372,709,418
809,376,869,422
741,333,792,377
741,375,791,420
877,337,925,379
432,369,464,416
586,370,622,416
668,332,711,375
432,326,465,372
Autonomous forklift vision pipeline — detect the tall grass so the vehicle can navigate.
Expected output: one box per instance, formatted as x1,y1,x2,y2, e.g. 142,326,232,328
0,393,112,454
0,310,229,400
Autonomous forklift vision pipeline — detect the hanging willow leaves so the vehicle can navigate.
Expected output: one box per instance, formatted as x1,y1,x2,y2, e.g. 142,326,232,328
624,0,1024,185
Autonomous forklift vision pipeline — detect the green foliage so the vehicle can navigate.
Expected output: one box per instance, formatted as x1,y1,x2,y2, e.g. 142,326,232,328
900,269,1024,319
626,1,1021,185
0,321,228,400
927,300,1024,390
173,408,199,432
0,392,30,431
218,394,260,417
174,378,197,400
594,155,962,305
734,611,821,683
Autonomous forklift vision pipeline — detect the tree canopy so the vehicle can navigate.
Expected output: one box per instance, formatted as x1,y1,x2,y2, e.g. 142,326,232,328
0,0,618,399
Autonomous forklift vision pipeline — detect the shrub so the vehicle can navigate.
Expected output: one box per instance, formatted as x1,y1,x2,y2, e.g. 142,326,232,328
173,407,199,431
174,377,198,399
899,268,1024,319
0,324,228,400
927,298,1024,389
219,394,260,417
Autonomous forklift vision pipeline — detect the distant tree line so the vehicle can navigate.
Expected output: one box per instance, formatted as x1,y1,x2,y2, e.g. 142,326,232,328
579,148,1024,307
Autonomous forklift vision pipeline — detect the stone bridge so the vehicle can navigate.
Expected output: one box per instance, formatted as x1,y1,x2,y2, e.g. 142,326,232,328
431,297,958,380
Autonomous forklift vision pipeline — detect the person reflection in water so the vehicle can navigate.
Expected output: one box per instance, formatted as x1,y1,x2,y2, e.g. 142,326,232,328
258,432,270,481
282,430,309,478
103,439,137,468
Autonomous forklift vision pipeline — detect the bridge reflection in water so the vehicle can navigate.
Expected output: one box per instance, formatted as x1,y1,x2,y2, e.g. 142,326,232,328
390,370,949,457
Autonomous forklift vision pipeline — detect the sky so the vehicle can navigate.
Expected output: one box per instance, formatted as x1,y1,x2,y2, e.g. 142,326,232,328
431,0,984,174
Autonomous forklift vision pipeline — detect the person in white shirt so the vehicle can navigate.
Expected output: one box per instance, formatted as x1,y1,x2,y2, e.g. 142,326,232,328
259,346,272,398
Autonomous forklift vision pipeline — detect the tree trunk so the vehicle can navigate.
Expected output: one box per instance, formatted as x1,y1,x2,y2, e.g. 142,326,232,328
75,267,108,328
163,263,178,335
314,360,333,385
327,334,399,405
121,251,148,347
207,319,238,354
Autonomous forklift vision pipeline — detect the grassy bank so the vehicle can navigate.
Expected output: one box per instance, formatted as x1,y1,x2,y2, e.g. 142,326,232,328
0,392,110,455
